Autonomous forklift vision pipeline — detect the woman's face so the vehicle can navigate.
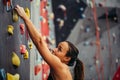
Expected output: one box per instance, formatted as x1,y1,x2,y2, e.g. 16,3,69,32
52,41,69,62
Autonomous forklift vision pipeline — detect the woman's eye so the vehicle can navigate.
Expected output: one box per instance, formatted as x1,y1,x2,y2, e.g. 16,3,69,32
58,48,61,51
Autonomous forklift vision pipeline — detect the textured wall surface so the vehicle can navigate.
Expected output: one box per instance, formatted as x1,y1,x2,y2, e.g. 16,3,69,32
51,0,120,79
67,7,120,80
0,0,30,80
76,25,120,80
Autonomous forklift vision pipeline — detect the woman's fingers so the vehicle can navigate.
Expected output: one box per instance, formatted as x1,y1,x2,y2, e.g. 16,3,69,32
15,5,20,10
14,5,24,16
14,5,28,19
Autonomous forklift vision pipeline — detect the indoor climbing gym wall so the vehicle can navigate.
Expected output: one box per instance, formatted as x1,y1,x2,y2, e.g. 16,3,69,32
51,0,120,80
0,0,55,80
0,0,31,80
30,0,56,80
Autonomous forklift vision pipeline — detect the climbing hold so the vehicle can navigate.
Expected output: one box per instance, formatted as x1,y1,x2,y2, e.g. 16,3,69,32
34,64,41,75
42,17,46,23
23,50,29,59
24,8,30,18
59,20,64,27
28,42,33,49
58,4,67,20
40,16,43,21
12,52,20,67
112,33,117,44
112,66,120,80
83,41,90,46
13,10,19,22
19,24,25,35
7,73,20,80
7,25,14,35
80,7,84,11
42,8,47,13
84,26,90,33
89,1,93,8
56,18,64,28
101,46,106,50
58,4,66,12
20,45,29,59
0,68,6,80
48,13,54,20
81,14,86,19
95,60,99,64
3,0,13,12
20,45,26,54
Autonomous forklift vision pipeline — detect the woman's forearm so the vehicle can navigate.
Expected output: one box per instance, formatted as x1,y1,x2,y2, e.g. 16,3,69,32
15,5,59,67
23,17,43,45
15,5,43,45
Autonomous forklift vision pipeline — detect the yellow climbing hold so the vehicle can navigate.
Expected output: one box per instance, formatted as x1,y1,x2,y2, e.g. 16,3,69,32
13,10,19,22
23,50,29,59
7,73,20,80
12,52,20,67
7,25,14,35
28,41,33,49
24,8,30,18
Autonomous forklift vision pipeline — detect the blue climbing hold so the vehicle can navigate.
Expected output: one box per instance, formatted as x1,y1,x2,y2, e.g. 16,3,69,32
0,68,6,80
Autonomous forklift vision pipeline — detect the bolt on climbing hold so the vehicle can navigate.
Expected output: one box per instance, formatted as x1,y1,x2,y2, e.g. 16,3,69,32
24,7,30,18
7,73,20,80
0,68,6,80
7,25,14,35
13,10,19,22
12,52,20,67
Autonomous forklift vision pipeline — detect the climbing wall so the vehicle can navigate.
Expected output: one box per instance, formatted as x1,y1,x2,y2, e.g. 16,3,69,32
51,0,120,80
0,0,31,80
30,0,56,80
66,1,120,80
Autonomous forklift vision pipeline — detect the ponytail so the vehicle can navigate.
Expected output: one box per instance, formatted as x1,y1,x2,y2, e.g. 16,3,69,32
74,58,84,80
65,41,84,80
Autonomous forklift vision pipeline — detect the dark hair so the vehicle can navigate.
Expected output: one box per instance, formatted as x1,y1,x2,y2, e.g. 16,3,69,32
65,41,84,80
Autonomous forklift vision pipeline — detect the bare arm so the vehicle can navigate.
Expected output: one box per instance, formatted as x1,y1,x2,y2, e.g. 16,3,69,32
15,5,63,70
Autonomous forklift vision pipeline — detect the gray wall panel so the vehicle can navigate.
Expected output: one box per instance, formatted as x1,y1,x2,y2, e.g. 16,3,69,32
0,0,30,80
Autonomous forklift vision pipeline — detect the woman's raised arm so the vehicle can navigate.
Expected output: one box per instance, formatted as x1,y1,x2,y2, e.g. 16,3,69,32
15,5,63,71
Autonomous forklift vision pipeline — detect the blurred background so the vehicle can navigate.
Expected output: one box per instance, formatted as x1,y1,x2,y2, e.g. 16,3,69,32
0,0,120,80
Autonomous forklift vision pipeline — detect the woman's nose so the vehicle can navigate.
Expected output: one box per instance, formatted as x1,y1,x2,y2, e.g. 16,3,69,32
53,48,57,52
